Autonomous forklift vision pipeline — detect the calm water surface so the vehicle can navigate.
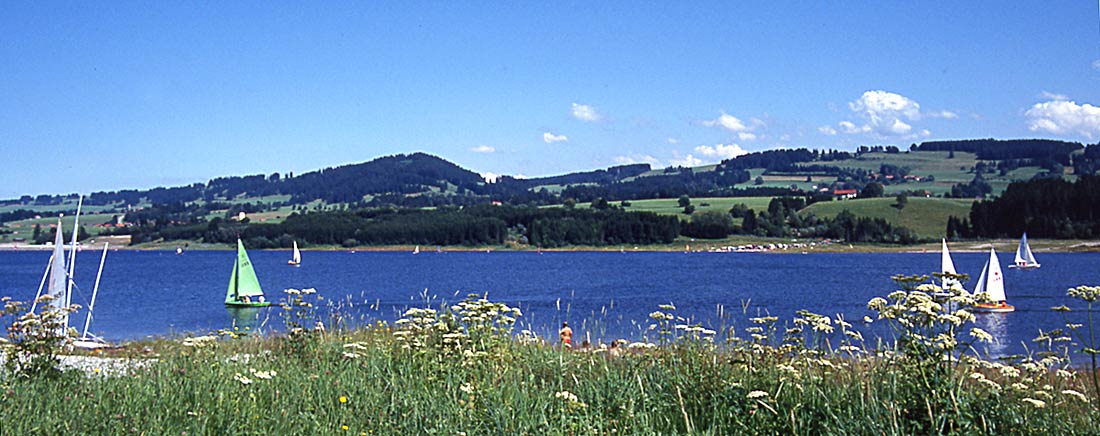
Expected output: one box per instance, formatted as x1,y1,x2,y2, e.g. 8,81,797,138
2,249,1098,359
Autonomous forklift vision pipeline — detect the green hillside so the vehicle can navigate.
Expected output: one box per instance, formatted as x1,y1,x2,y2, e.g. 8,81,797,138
799,197,974,240
615,197,774,216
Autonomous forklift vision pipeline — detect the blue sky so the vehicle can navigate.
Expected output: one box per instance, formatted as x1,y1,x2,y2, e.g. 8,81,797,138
2,1,1099,198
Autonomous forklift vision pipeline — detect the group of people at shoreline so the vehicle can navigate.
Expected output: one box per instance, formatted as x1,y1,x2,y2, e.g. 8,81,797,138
558,321,623,356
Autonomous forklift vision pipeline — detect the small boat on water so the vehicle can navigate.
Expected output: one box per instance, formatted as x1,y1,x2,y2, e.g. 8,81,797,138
1009,233,1040,269
972,247,1014,313
413,245,420,255
225,239,271,307
287,240,301,266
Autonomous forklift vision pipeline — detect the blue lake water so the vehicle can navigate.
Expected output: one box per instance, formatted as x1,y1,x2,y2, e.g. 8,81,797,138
1,249,1099,359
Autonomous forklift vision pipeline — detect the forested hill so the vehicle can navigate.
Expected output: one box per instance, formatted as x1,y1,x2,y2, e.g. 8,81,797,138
914,138,1083,163
16,153,487,207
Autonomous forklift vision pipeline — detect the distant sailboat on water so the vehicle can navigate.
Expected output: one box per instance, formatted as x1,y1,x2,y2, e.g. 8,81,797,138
972,247,1014,313
413,245,420,255
1009,233,1040,269
226,239,272,307
288,240,301,266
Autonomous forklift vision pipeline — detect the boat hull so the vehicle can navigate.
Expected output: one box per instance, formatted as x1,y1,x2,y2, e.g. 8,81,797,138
1008,264,1040,270
225,301,272,308
972,302,1015,313
287,261,300,266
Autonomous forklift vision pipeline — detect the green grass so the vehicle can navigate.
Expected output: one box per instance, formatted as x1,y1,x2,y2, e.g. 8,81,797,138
800,197,974,240
612,197,775,216
1,290,1097,435
1,213,116,243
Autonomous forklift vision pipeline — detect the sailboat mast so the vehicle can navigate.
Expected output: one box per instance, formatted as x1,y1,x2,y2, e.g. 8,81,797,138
65,196,83,313
28,253,54,314
81,243,108,339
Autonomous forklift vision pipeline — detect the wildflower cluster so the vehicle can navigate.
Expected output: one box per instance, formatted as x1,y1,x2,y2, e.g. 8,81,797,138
393,294,522,360
1,295,77,379
647,303,715,345
279,288,324,358
867,277,981,361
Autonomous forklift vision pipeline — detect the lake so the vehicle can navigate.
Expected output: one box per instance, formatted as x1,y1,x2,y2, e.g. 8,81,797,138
2,249,1099,359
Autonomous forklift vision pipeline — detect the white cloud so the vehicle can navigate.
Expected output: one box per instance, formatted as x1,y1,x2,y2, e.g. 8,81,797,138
703,113,748,132
571,103,602,122
480,172,500,183
1040,91,1069,101
838,120,870,134
470,145,495,153
737,132,757,141
818,126,838,135
612,154,660,166
1025,98,1100,139
513,174,529,179
694,144,748,160
666,137,680,144
1093,60,1100,71
832,90,956,138
543,132,568,143
668,154,704,167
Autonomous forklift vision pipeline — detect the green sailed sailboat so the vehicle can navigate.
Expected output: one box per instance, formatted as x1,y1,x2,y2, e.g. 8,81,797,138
225,239,272,307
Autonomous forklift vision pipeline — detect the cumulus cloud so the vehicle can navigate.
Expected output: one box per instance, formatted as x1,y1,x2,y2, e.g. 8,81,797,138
571,103,602,122
694,144,748,160
827,90,957,138
1025,97,1100,139
668,154,704,167
737,132,757,141
667,138,680,144
543,132,568,143
613,154,660,166
480,172,500,183
702,112,765,135
470,145,496,153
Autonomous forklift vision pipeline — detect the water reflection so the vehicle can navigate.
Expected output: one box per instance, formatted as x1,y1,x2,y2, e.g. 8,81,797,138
974,313,1009,357
225,307,270,334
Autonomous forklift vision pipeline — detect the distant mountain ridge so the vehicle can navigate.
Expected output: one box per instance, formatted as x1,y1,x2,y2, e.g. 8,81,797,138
2,138,1093,209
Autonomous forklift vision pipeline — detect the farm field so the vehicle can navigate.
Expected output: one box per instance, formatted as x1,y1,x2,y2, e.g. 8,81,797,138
799,197,974,240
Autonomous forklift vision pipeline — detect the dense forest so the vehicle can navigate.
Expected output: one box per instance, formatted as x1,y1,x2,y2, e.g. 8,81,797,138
122,205,682,249
915,139,1082,164
961,175,1100,239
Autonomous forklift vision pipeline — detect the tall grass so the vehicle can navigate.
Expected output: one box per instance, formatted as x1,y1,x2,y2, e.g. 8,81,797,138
1,284,1098,435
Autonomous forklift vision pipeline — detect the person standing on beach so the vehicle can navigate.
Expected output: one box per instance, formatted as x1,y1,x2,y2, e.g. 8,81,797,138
559,321,573,347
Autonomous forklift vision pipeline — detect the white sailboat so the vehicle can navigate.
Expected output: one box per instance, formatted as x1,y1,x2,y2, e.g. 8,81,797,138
972,247,1014,313
288,240,302,266
30,213,112,348
940,239,963,292
1009,233,1040,269
413,245,420,255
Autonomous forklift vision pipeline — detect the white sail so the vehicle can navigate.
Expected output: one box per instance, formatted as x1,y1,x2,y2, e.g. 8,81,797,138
941,239,961,291
45,219,69,319
413,245,420,255
292,241,301,264
1013,233,1040,268
974,247,1007,302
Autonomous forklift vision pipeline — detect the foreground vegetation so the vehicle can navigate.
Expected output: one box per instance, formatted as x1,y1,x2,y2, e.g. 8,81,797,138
4,278,1100,435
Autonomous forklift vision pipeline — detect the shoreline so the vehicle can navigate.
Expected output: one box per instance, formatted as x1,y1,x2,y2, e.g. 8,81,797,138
3,238,1100,253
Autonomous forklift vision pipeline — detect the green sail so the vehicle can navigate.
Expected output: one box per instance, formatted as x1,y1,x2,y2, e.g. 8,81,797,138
225,239,265,303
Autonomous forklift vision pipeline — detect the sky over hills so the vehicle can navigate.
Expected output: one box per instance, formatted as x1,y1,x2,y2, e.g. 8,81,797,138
1,2,1099,198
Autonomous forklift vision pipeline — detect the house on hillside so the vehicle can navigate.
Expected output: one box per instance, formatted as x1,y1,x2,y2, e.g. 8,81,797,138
832,189,858,200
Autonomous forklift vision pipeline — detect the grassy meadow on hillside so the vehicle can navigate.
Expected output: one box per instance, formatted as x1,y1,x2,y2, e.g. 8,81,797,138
800,197,974,240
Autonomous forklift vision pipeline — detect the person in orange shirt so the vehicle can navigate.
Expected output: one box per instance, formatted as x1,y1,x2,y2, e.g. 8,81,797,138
559,321,573,347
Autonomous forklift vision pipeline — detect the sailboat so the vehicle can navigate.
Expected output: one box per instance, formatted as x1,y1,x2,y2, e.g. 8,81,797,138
940,239,963,291
31,213,111,348
287,240,301,266
413,245,420,255
225,239,272,307
971,247,1014,313
1009,233,1040,269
